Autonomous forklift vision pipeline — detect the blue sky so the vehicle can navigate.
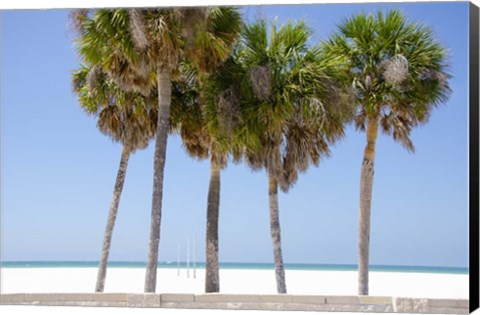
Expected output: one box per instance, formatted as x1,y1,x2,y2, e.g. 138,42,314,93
1,2,469,267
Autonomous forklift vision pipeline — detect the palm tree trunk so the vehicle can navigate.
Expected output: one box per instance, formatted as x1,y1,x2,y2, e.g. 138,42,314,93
95,146,130,292
358,120,379,296
144,66,171,293
268,169,287,294
205,158,221,293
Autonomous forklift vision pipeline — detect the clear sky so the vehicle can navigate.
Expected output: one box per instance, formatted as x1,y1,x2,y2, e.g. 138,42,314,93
1,1,469,267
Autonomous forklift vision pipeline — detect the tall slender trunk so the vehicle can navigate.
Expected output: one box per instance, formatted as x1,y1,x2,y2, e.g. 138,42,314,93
95,146,130,292
268,169,287,294
144,67,171,293
358,120,379,296
205,158,221,293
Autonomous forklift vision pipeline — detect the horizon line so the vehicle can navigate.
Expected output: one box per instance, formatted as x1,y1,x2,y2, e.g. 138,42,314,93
0,260,469,270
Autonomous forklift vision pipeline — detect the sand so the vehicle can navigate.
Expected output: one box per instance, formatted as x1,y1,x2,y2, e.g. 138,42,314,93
0,267,468,299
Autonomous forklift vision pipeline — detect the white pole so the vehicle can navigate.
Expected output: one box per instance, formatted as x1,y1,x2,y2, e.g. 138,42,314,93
177,243,180,276
193,234,196,279
187,237,190,278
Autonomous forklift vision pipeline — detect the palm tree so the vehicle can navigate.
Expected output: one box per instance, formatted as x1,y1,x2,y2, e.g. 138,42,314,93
170,76,227,293
72,65,156,292
170,56,243,293
322,9,451,295
200,57,246,292
236,20,349,294
74,7,242,292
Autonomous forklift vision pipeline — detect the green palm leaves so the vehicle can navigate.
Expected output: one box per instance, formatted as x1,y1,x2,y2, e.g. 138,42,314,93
239,20,348,191
323,9,450,152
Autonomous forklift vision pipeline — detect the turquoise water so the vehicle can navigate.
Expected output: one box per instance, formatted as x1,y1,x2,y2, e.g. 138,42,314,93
0,261,468,274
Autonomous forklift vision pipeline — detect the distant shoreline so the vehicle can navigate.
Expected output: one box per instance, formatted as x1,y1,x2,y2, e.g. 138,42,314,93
0,261,468,274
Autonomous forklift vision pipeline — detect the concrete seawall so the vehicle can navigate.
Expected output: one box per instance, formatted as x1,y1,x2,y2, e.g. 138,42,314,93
0,293,469,313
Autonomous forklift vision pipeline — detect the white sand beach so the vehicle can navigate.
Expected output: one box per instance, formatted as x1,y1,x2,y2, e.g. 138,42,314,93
1,267,468,299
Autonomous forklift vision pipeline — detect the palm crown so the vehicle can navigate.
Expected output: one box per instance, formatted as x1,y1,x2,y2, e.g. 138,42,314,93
238,20,349,190
76,8,242,90
72,65,157,153
323,9,451,152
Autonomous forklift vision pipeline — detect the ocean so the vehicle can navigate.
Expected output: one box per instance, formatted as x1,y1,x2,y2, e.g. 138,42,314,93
0,261,468,274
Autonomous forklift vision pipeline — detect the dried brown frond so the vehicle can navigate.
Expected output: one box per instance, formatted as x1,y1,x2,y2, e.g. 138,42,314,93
278,112,332,192
97,103,157,154
278,164,297,193
281,122,307,191
181,7,210,45
380,112,391,134
211,150,228,169
316,77,356,127
86,65,103,94
391,114,415,152
97,106,121,139
231,146,244,164
129,9,149,52
218,86,242,136
141,9,183,72
354,109,367,132
130,62,152,96
245,150,265,171
305,98,327,130
106,52,151,96
181,125,211,160
383,54,409,85
68,9,90,35
277,170,294,192
106,53,134,92
420,68,448,86
250,65,272,101
379,111,415,153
